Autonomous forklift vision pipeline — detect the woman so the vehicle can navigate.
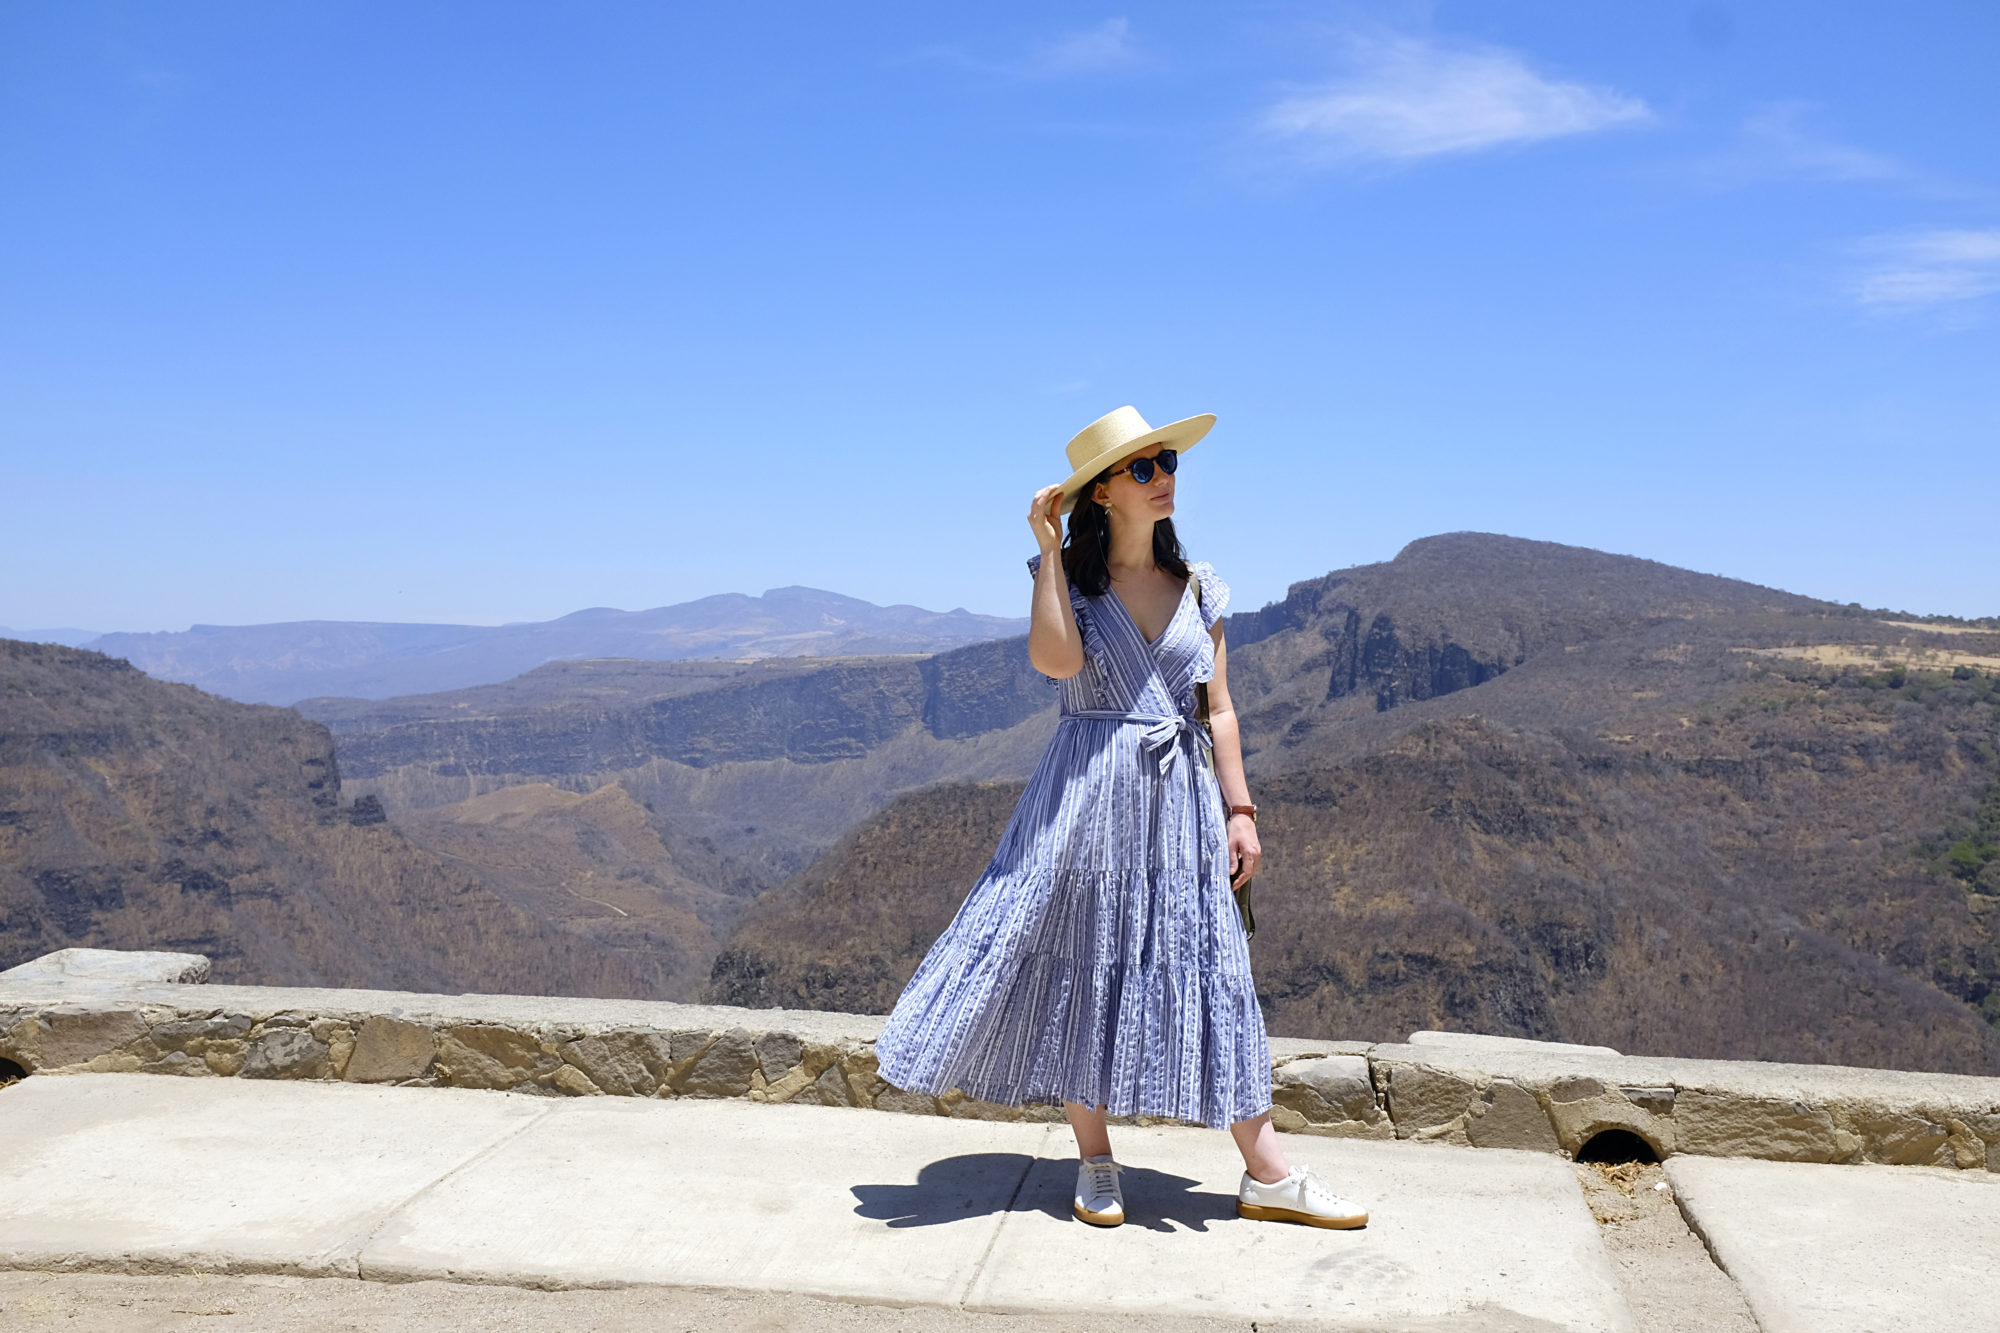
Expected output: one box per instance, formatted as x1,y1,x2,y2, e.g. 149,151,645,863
873,406,1367,1231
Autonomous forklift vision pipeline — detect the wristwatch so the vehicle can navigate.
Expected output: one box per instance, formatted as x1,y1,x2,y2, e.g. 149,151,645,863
1228,803,1258,822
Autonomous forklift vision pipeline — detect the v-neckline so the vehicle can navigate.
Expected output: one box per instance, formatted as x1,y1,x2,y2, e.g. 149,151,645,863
1108,574,1190,648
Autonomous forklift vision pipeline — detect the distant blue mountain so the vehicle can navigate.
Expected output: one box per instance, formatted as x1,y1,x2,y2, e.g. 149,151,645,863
0,626,104,648
77,586,1029,705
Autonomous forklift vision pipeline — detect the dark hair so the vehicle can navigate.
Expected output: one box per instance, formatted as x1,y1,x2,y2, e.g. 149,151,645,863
1059,468,1190,597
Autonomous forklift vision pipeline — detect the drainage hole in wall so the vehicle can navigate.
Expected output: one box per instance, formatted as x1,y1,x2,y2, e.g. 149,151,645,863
1575,1128,1659,1164
0,1057,27,1090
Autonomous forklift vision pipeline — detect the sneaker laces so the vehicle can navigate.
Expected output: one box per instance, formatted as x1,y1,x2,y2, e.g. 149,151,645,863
1293,1164,1342,1207
1081,1158,1122,1199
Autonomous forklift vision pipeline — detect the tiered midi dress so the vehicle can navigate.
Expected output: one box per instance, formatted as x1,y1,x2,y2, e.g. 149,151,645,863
872,554,1272,1128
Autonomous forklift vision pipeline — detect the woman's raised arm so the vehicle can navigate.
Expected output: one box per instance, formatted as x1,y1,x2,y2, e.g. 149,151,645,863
1026,483,1086,679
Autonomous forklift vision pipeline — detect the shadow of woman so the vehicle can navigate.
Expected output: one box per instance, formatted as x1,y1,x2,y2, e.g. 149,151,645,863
852,1153,1236,1233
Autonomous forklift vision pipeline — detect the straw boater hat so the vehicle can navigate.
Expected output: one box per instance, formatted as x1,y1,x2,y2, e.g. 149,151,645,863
1056,406,1216,515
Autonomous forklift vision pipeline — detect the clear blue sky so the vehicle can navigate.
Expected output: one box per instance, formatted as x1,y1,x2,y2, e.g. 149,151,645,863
5,2,1997,632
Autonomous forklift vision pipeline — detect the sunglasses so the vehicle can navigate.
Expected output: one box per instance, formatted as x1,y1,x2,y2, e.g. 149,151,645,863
1106,448,1178,485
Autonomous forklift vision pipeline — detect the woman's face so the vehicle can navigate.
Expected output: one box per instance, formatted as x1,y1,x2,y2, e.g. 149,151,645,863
1091,444,1176,527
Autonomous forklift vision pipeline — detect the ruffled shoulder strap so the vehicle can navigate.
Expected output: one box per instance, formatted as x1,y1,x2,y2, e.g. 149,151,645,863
1189,560,1230,632
1025,551,1109,678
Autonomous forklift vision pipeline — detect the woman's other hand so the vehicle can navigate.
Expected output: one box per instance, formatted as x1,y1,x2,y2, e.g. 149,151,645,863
1228,813,1261,890
1028,484,1065,553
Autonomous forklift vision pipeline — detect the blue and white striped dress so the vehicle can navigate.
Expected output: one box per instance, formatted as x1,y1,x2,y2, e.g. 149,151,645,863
872,554,1271,1128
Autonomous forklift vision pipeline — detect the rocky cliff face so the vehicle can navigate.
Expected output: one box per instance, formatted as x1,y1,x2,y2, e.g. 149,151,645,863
1227,532,1830,714
313,638,1050,781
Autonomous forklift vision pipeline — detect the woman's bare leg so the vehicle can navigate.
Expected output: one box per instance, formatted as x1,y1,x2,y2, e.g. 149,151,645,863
1064,1100,1113,1158
1230,1110,1291,1184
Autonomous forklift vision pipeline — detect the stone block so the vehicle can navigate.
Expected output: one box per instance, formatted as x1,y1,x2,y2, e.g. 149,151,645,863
832,1044,881,1100
435,1024,559,1091
938,1089,1023,1121
1950,1109,2000,1171
754,1032,803,1082
1272,1054,1380,1127
557,1030,673,1097
1619,1086,1676,1116
1676,1090,1841,1162
1944,1118,1988,1170
1546,1076,1606,1103
239,1027,331,1080
19,1009,150,1070
138,1049,212,1077
676,1027,757,1098
1836,1104,1951,1167
668,1030,717,1064
874,1087,941,1116
551,1064,601,1096
1385,1063,1478,1137
203,1039,248,1076
791,1062,854,1107
150,1014,253,1054
762,1064,819,1103
328,1033,355,1077
346,1017,438,1084
1466,1079,1560,1152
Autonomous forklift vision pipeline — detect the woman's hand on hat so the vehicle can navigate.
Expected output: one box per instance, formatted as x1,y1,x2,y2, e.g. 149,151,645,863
1028,484,1065,554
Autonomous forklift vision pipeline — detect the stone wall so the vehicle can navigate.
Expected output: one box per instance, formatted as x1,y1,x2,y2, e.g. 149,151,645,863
4,949,1995,1170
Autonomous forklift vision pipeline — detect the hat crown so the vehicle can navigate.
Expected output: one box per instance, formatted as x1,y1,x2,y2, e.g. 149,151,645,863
1065,406,1156,472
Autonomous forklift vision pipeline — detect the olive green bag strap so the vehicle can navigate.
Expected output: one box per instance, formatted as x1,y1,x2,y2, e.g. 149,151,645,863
1189,567,1256,940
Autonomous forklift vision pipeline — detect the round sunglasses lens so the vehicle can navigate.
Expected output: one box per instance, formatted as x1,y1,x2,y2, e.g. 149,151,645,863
1157,449,1178,475
1128,458,1155,484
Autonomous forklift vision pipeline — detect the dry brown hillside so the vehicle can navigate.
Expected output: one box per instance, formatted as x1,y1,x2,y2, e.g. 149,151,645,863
0,640,659,995
397,783,731,1000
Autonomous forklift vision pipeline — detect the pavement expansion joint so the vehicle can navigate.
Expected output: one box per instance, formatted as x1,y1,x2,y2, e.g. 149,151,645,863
955,1122,1057,1306
349,1098,562,1276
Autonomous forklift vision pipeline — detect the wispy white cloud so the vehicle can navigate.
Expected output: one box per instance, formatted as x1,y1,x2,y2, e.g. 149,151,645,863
1022,19,1143,79
1260,34,1651,167
1668,103,1913,190
898,18,1151,82
1739,104,1904,183
1850,229,2000,311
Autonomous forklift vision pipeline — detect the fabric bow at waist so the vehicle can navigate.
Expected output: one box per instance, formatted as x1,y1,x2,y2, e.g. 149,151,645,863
1063,708,1211,775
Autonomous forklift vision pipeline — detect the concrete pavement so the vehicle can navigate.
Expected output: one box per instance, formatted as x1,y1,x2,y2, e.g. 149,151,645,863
5,1072,1996,1331
3,1074,1633,1330
1667,1153,2000,1333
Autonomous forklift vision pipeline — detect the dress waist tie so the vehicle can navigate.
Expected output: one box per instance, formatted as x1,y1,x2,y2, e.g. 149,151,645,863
1063,708,1212,776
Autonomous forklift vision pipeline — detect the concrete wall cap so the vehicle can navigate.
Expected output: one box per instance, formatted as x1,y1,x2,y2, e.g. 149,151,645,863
0,949,211,987
1407,1030,1621,1057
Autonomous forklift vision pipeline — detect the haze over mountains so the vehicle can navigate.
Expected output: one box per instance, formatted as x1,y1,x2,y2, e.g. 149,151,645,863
7,533,1998,1077
68,587,1030,706
0,627,100,648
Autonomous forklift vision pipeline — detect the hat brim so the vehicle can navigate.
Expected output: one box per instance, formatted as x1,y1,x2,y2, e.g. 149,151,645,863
1057,413,1216,515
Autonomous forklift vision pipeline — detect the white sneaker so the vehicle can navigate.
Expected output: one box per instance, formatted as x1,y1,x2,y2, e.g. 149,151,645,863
1073,1154,1124,1227
1237,1163,1368,1229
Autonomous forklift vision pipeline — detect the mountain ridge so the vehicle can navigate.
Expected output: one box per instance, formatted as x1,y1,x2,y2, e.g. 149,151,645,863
76,586,1029,706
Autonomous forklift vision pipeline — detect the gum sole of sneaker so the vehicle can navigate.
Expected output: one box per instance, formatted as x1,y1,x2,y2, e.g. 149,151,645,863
1073,1202,1125,1227
1237,1202,1368,1229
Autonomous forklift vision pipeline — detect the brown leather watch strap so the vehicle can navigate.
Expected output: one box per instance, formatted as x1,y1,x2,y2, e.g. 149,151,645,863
1228,804,1258,821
